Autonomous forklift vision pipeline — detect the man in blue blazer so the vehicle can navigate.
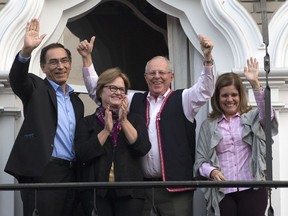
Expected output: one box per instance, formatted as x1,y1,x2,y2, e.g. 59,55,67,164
5,18,84,216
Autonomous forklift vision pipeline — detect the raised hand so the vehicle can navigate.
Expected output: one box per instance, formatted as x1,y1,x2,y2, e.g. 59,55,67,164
77,36,95,67
21,18,46,57
244,57,261,90
77,36,95,57
198,34,213,59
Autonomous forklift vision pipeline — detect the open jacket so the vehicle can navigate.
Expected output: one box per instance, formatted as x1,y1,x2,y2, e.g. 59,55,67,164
5,55,84,180
75,112,151,198
193,109,278,216
130,90,197,192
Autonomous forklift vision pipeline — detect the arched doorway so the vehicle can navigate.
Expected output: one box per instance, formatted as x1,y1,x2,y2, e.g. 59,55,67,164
67,0,168,91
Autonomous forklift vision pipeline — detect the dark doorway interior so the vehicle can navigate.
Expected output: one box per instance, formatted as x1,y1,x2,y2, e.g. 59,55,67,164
67,0,168,91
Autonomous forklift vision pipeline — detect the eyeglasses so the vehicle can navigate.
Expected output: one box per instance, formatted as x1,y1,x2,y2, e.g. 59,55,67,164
145,70,171,77
104,85,126,94
46,57,71,67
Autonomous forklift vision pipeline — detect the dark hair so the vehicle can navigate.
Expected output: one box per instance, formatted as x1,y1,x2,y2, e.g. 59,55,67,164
96,67,131,104
40,43,71,64
209,72,252,119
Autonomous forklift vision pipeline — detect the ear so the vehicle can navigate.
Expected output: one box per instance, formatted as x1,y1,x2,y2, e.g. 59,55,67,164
144,73,148,81
40,63,45,72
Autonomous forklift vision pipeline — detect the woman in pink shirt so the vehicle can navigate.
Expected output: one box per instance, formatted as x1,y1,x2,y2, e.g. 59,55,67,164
194,57,278,216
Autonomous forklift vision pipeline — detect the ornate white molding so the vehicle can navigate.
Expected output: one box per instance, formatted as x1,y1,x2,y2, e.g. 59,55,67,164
31,0,101,76
0,0,101,79
2,0,284,76
148,0,204,57
0,107,21,119
0,1,287,216
0,76,10,91
232,68,288,89
202,0,264,67
0,0,44,78
148,0,267,72
269,1,288,67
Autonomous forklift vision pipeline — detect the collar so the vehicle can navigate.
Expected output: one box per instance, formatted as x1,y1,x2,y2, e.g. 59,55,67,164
218,112,241,123
146,88,171,101
47,79,74,94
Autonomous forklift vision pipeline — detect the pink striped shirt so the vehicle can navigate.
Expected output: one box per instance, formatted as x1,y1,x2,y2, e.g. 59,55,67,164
199,88,272,194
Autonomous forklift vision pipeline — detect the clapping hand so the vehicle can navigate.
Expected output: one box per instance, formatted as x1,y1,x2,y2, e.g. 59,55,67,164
104,105,113,133
119,97,129,122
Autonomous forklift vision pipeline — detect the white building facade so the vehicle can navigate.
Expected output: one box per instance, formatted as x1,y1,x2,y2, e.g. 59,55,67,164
0,0,287,215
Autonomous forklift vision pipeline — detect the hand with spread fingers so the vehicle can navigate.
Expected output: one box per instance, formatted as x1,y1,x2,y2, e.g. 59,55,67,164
6,18,84,216
194,56,278,216
21,18,46,57
244,57,261,90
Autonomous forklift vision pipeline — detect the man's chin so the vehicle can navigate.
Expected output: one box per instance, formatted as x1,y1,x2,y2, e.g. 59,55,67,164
151,89,163,96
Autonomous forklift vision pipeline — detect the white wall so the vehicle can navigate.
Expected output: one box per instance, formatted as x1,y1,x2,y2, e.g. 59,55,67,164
0,0,287,215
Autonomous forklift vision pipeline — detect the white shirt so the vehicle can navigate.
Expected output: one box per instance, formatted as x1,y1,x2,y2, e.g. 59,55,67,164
82,64,214,178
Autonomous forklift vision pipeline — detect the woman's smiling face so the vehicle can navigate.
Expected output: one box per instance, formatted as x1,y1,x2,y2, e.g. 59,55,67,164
219,85,240,119
100,77,126,109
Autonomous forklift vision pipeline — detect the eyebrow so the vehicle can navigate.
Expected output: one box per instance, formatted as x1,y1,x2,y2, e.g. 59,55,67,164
48,57,69,61
109,85,125,89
